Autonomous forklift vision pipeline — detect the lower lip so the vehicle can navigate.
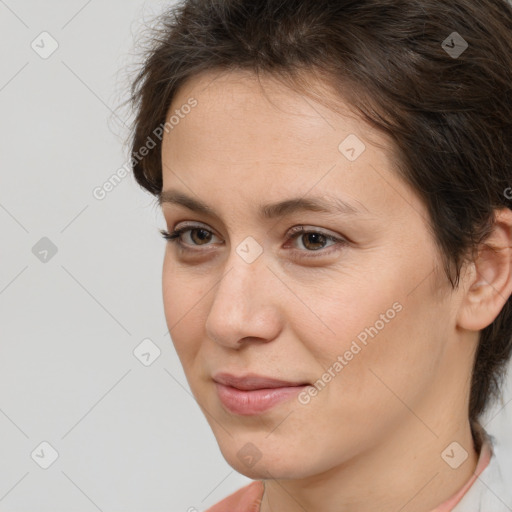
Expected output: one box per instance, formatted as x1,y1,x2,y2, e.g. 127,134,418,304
215,382,308,415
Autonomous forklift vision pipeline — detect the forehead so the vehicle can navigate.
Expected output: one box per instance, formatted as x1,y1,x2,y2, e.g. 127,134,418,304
163,70,391,174
164,69,381,155
160,70,422,225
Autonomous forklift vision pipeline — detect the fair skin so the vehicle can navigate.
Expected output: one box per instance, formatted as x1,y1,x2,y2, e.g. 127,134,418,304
158,70,512,512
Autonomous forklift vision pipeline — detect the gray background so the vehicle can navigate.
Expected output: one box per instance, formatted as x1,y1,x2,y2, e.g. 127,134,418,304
0,1,510,511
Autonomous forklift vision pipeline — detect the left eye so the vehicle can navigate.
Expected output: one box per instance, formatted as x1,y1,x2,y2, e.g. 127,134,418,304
159,225,347,255
287,227,341,251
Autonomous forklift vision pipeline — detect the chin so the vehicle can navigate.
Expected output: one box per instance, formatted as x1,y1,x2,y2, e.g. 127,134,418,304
229,456,311,480
218,438,317,480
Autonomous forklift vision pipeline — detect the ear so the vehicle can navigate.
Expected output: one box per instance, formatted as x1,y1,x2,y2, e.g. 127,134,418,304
457,208,512,331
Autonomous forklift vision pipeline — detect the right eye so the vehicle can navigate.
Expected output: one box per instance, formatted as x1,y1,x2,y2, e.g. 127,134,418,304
160,225,221,249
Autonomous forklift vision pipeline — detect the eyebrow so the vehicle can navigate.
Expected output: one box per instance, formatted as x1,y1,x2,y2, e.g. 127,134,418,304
158,189,370,219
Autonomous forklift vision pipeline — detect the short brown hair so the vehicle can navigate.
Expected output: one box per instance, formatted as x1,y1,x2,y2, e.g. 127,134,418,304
126,0,512,432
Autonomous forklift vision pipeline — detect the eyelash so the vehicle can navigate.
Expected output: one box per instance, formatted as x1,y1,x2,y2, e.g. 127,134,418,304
159,224,348,258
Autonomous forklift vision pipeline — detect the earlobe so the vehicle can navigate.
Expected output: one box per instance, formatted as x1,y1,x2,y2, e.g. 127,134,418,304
457,208,512,332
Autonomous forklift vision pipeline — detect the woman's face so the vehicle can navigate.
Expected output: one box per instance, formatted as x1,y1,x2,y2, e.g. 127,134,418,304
159,70,473,479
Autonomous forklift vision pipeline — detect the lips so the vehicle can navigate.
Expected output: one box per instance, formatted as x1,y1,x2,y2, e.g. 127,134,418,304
212,372,310,390
212,372,311,415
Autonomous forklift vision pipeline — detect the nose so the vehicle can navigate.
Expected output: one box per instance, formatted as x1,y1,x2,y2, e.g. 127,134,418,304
205,250,282,349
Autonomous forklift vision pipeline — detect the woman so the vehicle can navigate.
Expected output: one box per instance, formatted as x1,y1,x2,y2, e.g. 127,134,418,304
126,0,512,510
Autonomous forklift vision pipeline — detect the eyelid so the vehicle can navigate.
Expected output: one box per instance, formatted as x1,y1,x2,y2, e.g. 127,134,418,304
287,224,341,239
174,220,212,231
171,222,343,240
161,222,348,257
284,225,347,256
169,222,222,247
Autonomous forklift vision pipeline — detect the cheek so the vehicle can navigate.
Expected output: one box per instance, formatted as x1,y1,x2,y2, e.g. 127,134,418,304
309,286,446,433
162,253,207,319
300,263,446,411
162,259,208,361
299,269,403,365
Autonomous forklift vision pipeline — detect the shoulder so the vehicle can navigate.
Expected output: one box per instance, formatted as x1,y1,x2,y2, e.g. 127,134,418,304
204,480,265,512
